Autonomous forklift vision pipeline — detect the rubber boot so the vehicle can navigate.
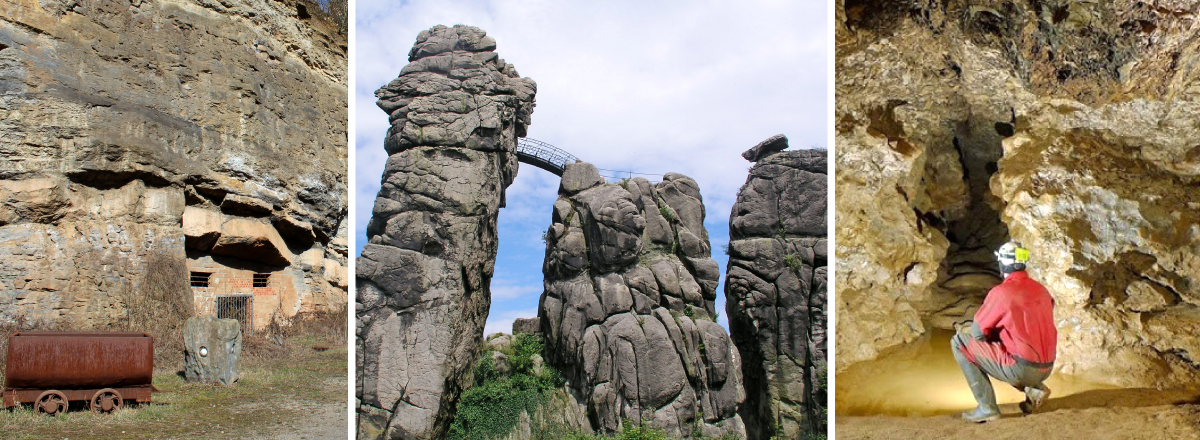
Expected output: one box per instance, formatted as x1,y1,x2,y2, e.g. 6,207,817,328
954,343,1000,422
1019,384,1051,414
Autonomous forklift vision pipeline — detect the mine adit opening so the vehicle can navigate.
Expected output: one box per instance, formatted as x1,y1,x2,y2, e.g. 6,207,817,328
216,295,253,336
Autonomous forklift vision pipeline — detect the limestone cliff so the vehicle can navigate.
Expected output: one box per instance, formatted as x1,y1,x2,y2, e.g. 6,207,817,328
0,0,348,327
356,25,536,440
725,136,827,440
539,162,745,439
836,0,1200,387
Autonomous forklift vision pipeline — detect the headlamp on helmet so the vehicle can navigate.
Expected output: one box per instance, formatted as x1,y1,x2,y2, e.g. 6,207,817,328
996,241,1029,275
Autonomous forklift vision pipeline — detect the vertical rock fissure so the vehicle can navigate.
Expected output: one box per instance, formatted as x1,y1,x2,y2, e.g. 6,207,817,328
928,120,1010,327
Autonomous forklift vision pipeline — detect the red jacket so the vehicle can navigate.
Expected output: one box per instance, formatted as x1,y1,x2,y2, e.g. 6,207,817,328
973,270,1057,363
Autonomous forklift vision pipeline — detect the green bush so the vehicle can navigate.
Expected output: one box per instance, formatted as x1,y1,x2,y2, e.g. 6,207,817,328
783,254,802,272
447,333,563,440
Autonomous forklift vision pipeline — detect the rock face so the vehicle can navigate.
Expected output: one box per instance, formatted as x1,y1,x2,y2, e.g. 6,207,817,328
356,25,536,440
725,137,827,440
0,0,348,327
183,315,243,386
836,0,1200,387
539,162,745,438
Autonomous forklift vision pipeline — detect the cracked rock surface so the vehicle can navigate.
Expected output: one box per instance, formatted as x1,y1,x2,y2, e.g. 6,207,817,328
725,137,827,440
356,24,536,440
836,0,1200,387
539,162,745,439
0,0,348,325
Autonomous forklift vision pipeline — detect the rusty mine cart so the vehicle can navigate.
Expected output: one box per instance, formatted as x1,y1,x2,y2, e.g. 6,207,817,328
3,332,158,415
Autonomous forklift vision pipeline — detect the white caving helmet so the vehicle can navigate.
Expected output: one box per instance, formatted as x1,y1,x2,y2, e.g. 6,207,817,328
995,241,1030,275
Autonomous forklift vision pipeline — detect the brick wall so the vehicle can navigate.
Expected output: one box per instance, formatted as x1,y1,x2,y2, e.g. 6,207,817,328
186,252,301,330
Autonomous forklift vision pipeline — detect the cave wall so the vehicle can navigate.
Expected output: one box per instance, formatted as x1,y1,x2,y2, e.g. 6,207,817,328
355,25,536,440
836,0,1200,387
539,162,745,438
0,0,348,326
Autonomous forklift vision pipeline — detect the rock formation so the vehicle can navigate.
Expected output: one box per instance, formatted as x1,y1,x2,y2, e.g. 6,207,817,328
183,315,243,385
836,0,1200,387
539,162,745,438
356,25,536,439
0,0,348,328
725,136,827,440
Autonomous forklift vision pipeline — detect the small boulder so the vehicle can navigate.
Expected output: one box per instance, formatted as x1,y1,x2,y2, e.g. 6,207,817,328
183,315,242,386
512,317,540,336
559,162,604,195
741,134,788,162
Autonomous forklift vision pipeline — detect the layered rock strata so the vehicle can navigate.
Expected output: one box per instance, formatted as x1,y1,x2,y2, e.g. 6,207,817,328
539,162,745,438
836,0,1200,387
355,25,536,439
0,0,348,326
725,137,827,440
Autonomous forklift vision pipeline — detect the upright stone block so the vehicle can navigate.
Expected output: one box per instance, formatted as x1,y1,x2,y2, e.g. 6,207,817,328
183,315,243,386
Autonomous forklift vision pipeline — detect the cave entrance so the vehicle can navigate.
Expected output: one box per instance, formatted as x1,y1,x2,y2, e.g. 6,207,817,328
927,119,1012,329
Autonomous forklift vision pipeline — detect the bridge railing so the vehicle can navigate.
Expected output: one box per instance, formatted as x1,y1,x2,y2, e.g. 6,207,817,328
516,138,660,181
517,138,580,174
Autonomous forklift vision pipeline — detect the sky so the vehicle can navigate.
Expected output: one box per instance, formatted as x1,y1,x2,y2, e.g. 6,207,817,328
354,0,828,335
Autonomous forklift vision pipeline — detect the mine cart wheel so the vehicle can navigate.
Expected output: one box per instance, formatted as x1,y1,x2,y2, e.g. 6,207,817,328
90,388,123,414
34,390,68,416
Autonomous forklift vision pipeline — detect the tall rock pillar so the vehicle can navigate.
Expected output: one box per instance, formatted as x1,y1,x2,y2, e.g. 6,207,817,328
539,163,746,438
725,135,827,439
356,25,536,440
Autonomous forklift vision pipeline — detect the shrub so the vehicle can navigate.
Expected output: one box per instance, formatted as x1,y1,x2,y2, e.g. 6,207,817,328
659,206,677,222
447,333,562,440
783,254,802,272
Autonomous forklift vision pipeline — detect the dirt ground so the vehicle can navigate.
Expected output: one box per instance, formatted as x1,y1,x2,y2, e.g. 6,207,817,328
0,334,348,440
837,329,1200,440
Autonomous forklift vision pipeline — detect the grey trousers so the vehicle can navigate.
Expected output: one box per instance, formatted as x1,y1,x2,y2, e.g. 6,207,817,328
951,325,1052,407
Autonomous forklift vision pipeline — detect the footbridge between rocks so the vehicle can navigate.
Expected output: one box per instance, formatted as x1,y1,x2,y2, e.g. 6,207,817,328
516,138,661,181
516,138,578,176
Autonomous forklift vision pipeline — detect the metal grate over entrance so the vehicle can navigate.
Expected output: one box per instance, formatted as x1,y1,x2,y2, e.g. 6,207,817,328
216,295,253,336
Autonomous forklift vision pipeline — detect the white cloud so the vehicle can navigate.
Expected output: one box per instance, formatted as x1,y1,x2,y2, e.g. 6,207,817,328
484,308,540,336
490,282,543,301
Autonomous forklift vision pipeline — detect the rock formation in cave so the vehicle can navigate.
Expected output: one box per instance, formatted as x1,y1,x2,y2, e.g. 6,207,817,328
836,0,1200,387
725,135,827,440
0,0,347,328
539,162,745,438
356,24,536,439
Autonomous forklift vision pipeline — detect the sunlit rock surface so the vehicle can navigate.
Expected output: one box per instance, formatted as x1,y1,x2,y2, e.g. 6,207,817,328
725,137,827,440
0,0,348,326
539,162,746,439
356,24,536,440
